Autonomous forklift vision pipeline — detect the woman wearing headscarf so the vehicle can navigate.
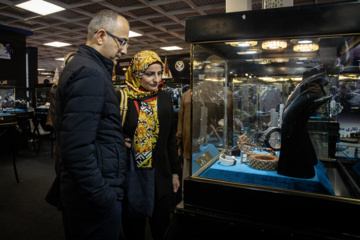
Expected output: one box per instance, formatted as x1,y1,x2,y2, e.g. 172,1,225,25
121,50,180,240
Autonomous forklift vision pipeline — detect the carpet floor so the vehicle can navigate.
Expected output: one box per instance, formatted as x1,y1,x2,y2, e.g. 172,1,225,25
0,141,65,240
0,138,180,240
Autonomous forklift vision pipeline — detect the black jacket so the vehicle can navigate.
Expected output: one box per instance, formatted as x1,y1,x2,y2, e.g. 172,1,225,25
122,90,180,200
55,45,127,216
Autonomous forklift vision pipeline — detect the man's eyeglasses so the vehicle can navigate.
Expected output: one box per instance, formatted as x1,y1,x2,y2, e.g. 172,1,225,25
94,30,128,47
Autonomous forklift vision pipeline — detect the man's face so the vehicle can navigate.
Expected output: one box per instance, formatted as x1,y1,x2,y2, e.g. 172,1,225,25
103,16,129,64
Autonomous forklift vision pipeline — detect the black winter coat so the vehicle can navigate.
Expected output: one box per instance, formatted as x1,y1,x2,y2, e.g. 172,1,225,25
55,45,127,216
122,90,180,200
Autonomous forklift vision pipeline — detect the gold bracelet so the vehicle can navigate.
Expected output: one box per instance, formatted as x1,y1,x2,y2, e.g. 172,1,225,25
172,175,179,179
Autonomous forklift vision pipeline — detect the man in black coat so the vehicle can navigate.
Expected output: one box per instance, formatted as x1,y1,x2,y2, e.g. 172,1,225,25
55,9,129,240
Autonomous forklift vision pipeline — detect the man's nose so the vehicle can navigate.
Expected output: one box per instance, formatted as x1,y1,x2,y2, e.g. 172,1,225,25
120,44,128,55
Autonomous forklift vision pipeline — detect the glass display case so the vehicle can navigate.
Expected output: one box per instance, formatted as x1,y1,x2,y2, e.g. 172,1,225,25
15,87,33,109
164,81,190,109
191,35,360,197
168,2,360,240
0,86,15,109
35,84,51,111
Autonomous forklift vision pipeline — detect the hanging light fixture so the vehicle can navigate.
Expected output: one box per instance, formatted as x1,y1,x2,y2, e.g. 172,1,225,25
262,40,287,50
290,38,320,44
272,58,289,63
293,43,319,52
256,59,272,64
237,49,262,55
226,41,258,47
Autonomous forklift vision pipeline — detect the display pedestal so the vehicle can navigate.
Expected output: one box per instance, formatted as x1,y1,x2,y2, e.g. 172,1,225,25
193,143,334,195
201,154,334,195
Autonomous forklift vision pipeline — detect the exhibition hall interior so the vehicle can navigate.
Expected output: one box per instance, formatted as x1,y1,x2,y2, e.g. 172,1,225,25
1,0,360,240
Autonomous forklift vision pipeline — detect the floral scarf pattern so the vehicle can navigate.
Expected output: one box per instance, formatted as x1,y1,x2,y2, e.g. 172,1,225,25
125,50,164,168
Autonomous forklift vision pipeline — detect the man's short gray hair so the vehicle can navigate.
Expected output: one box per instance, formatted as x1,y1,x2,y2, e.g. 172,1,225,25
88,9,120,39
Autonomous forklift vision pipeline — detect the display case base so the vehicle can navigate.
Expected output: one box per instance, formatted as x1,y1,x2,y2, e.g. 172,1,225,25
168,178,360,239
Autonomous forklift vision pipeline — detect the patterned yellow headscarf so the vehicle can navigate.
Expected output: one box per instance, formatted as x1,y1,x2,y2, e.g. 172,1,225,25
125,50,163,168
125,50,164,100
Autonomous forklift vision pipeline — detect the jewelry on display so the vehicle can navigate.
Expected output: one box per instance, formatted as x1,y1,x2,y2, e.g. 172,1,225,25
210,124,221,141
219,154,237,165
256,127,281,151
248,154,279,171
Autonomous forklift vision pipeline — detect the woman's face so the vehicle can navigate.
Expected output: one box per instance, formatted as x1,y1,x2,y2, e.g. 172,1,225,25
140,63,162,91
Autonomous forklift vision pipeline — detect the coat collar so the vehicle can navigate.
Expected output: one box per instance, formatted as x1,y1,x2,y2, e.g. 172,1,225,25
78,45,114,77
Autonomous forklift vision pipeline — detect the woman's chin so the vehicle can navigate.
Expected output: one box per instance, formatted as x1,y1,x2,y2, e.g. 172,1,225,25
147,86,158,91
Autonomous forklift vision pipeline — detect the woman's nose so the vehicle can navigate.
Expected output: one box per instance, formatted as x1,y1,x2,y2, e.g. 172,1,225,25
154,73,161,82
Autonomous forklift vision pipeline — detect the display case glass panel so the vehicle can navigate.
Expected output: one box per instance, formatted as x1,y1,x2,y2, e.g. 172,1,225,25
164,82,190,109
35,84,51,109
0,86,15,109
191,35,360,200
15,87,33,109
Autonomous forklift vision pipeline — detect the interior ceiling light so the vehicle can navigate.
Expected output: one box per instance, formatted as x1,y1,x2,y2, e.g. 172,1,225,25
290,38,320,44
16,0,65,15
256,60,272,64
272,58,289,63
44,41,71,47
160,46,183,51
298,40,312,44
293,43,319,52
226,41,258,47
55,58,65,61
129,31,142,37
237,49,261,55
262,40,287,50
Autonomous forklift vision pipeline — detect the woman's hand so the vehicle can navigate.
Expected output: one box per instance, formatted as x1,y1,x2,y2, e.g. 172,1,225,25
178,148,182,156
124,138,131,148
172,174,180,193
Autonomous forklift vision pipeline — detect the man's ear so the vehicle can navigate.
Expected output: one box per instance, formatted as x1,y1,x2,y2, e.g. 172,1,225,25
95,29,106,45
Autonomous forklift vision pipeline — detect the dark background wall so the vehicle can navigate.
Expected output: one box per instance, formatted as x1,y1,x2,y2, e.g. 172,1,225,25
166,54,190,83
0,25,33,88
26,46,38,89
